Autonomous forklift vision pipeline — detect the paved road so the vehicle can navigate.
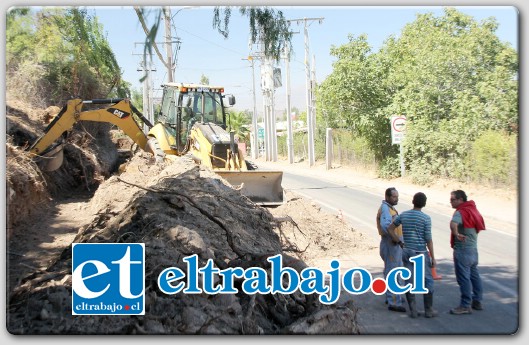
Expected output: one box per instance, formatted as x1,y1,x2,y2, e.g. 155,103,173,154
280,171,519,335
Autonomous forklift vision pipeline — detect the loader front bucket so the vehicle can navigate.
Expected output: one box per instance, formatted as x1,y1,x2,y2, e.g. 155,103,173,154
216,170,284,206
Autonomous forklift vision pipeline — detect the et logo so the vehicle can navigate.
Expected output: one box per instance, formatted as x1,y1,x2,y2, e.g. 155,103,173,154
72,243,145,315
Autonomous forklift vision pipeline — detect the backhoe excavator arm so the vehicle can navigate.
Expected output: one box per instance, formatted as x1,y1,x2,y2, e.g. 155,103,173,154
29,98,150,156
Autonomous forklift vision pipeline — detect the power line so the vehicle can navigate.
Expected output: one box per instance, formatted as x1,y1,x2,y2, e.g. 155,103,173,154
175,66,248,72
173,25,247,57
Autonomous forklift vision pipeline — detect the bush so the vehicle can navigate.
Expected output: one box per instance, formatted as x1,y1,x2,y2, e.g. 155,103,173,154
277,129,377,169
6,61,48,107
408,161,434,185
277,132,308,161
378,156,401,179
465,130,517,187
330,130,376,167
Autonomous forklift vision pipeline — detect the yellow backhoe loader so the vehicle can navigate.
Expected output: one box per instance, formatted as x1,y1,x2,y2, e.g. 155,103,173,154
28,83,284,206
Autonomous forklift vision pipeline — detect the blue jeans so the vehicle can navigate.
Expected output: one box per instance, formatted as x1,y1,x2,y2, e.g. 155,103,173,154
402,249,434,294
453,248,483,307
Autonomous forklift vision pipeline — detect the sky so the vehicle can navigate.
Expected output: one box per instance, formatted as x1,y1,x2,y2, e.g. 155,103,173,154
89,5,518,115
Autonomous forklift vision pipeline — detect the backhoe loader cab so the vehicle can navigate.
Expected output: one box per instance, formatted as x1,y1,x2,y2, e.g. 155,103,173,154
157,83,234,154
155,83,249,171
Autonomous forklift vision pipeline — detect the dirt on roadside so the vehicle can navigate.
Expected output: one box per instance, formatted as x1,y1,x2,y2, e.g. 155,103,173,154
5,99,368,335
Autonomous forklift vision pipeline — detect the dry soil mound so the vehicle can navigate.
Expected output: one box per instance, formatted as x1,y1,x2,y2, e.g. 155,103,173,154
6,100,360,335
7,155,359,334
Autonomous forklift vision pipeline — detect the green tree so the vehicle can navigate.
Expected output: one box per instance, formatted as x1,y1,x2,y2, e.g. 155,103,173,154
6,7,131,105
390,8,518,181
226,110,251,145
44,8,128,99
200,74,210,85
6,8,34,67
318,7,518,183
318,34,393,161
297,110,307,126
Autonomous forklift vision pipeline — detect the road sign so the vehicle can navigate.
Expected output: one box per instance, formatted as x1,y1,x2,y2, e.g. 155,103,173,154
258,127,265,140
391,115,406,145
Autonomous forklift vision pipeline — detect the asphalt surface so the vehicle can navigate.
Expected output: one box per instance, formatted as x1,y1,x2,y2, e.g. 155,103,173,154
274,168,519,335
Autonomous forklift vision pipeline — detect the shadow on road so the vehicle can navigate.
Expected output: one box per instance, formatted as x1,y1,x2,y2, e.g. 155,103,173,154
338,259,518,335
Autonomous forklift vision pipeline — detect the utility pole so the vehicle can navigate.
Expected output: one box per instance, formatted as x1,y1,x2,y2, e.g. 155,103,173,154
284,44,294,164
147,56,154,121
311,53,317,157
263,56,274,161
288,17,324,167
163,7,174,83
142,60,150,132
265,57,278,162
250,58,259,160
270,61,278,162
252,25,284,162
134,43,157,131
304,22,313,167
242,56,259,160
258,36,275,162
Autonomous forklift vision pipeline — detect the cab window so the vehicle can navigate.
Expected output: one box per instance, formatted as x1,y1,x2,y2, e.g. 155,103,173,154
202,92,223,125
160,89,177,125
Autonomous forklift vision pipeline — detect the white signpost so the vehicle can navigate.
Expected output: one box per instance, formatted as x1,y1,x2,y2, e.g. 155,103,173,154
390,115,407,177
391,115,406,145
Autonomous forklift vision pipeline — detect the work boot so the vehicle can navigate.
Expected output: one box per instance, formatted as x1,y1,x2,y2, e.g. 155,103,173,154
450,306,472,315
471,300,483,310
406,292,418,318
388,305,406,313
423,293,438,318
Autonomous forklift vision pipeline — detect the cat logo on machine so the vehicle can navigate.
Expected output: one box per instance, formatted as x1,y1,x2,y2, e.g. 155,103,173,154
108,108,130,119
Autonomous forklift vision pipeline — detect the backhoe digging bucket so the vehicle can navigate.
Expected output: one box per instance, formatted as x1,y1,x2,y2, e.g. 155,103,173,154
34,143,64,172
216,170,284,206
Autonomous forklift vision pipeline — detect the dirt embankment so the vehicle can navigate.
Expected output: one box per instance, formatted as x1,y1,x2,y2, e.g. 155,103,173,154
6,99,368,334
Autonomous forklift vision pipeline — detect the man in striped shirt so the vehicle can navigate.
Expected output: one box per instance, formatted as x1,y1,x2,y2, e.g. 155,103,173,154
388,192,437,318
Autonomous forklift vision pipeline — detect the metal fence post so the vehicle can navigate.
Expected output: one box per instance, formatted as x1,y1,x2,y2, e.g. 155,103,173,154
326,128,333,170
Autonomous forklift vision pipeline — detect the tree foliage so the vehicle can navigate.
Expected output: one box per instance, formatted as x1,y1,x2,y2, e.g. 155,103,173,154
317,7,518,184
6,7,130,106
213,6,293,61
135,6,293,72
226,110,251,145
6,8,34,66
465,130,517,186
200,74,210,85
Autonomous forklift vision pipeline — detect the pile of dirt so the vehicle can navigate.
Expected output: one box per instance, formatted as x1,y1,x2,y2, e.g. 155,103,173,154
6,100,360,335
7,154,358,334
268,192,376,269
